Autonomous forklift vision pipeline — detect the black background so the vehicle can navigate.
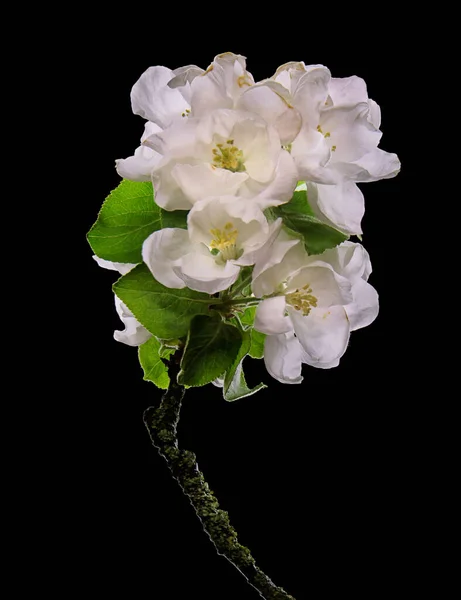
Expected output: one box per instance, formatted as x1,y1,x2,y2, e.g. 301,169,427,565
68,24,422,600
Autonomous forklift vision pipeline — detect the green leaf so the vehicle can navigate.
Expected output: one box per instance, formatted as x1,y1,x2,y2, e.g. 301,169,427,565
87,180,188,263
225,363,267,402
113,264,212,339
239,306,266,358
160,208,188,230
288,189,317,216
223,326,267,401
249,330,265,359
138,337,172,389
229,266,253,298
273,188,348,255
179,315,242,387
240,306,256,329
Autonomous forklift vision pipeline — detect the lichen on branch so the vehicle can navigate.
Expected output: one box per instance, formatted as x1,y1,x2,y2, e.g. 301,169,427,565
143,349,296,600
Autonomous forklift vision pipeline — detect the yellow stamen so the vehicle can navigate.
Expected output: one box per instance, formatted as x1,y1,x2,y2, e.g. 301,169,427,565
317,124,331,138
212,142,245,172
209,222,239,261
286,284,318,316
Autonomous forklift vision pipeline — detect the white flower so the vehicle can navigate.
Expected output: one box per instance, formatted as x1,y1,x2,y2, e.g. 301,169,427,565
273,62,400,234
117,53,301,185
298,180,365,236
92,256,151,346
189,52,255,115
236,80,302,145
252,235,378,384
116,122,162,182
190,52,301,143
142,196,281,294
128,53,253,134
319,241,379,332
130,64,203,130
113,295,152,347
143,108,297,210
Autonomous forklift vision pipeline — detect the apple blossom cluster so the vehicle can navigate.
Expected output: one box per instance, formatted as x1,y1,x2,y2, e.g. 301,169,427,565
88,52,399,393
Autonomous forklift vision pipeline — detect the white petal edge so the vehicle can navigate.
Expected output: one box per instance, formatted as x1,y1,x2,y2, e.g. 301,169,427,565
290,305,350,366
131,66,189,129
254,296,293,335
142,229,190,289
175,250,240,294
92,256,137,275
264,332,304,384
346,278,379,331
114,295,152,347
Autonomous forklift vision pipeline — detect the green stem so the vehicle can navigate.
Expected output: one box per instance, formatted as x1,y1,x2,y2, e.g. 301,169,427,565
222,297,263,307
143,349,296,600
227,274,253,299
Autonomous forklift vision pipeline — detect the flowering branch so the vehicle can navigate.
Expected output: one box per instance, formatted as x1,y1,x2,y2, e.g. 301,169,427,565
88,51,400,597
143,349,296,600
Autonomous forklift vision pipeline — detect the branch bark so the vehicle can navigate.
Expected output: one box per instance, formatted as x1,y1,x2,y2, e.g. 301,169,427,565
143,349,296,600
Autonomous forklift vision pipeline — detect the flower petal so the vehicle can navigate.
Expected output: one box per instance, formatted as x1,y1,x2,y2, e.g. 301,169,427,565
321,242,372,282
290,305,350,366
92,256,137,275
116,122,162,181
131,66,190,129
151,161,194,210
239,218,282,267
320,103,382,164
254,296,293,335
308,180,365,235
293,65,331,126
291,127,334,184
114,295,152,346
168,64,204,103
272,61,307,93
175,249,240,294
237,81,302,144
145,117,198,157
116,145,160,182
345,278,379,331
367,99,381,129
142,228,190,288
172,163,249,203
328,76,369,107
340,148,401,182
233,118,279,183
190,53,254,116
252,233,305,296
264,332,304,384
245,149,299,208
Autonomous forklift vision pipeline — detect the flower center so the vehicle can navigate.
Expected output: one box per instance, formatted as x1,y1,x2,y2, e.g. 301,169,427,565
286,284,318,316
209,222,240,262
212,140,246,172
